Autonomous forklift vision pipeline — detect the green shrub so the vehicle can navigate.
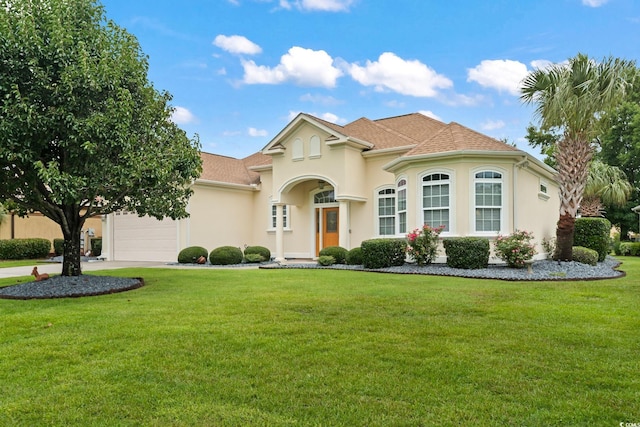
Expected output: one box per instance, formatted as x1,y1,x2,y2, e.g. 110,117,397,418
572,246,598,266
209,246,243,265
178,246,209,264
90,238,102,256
0,238,51,260
244,253,264,263
319,246,348,264
443,237,489,269
494,230,537,268
317,255,336,266
53,238,64,256
345,247,363,265
244,246,271,261
361,238,406,269
619,242,640,256
574,217,611,261
406,224,444,265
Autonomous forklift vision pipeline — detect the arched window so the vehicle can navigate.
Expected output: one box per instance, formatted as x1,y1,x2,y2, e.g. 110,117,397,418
474,170,502,232
422,173,450,231
309,135,321,158
377,188,395,235
397,178,407,234
314,190,335,204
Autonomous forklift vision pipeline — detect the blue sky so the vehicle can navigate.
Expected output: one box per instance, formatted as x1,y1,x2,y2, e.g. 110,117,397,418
101,0,639,159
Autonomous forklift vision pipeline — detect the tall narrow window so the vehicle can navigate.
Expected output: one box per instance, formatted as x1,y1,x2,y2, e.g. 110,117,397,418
397,179,407,234
377,188,395,235
292,138,303,160
271,205,288,229
474,171,502,232
422,173,450,231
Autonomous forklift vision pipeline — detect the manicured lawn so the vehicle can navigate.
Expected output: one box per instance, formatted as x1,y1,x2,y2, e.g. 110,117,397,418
1,258,639,426
0,259,49,268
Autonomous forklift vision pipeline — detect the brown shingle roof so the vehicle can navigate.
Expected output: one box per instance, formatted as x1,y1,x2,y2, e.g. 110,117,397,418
403,122,519,156
199,152,260,186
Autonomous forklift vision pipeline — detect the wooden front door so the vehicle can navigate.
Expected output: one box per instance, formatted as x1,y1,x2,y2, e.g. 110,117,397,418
316,207,339,255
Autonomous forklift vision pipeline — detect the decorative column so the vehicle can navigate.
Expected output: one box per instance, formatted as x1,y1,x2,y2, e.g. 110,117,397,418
274,203,285,262
338,200,350,249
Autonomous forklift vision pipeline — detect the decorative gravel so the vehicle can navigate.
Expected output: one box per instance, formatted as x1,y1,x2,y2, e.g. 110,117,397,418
0,275,143,300
261,256,625,281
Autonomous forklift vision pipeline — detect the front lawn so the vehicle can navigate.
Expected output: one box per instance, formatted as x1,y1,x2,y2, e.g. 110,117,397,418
0,259,49,268
1,258,639,426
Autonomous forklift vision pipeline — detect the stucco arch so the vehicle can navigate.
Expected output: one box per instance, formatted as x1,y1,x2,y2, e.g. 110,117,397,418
274,175,339,206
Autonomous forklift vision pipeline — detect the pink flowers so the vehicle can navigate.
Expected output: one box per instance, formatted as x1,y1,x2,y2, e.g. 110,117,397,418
494,230,537,268
406,224,445,266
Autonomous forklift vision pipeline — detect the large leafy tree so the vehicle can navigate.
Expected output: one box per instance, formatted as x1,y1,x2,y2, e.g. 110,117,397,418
520,53,636,260
598,88,640,239
0,0,202,276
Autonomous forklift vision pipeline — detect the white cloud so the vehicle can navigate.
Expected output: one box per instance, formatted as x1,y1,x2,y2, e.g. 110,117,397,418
582,0,609,6
248,127,268,137
242,46,342,88
418,110,442,121
170,106,197,124
467,59,529,96
481,119,506,131
530,59,553,70
213,35,262,55
280,0,355,11
347,52,453,98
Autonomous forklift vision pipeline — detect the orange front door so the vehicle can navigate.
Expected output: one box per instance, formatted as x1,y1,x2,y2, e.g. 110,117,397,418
316,207,339,255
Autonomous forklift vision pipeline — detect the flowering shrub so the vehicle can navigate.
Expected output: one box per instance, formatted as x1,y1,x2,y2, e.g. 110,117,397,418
494,230,537,268
406,224,445,266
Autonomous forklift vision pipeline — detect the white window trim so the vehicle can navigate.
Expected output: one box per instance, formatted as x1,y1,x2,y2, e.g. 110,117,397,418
538,179,550,201
471,167,506,235
309,135,321,159
268,204,292,232
396,176,408,235
418,169,455,236
292,138,303,161
375,186,396,237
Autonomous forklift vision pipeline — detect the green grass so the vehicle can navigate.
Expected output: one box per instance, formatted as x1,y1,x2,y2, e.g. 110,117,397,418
0,259,49,268
1,258,639,426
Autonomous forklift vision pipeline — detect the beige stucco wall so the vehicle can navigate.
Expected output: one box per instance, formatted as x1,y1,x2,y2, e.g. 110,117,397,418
183,182,256,253
0,212,102,253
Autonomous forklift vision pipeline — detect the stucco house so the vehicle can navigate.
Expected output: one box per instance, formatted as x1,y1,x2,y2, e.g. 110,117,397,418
101,112,559,262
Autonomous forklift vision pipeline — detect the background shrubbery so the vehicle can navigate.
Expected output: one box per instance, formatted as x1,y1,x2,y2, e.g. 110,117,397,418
572,246,598,266
345,247,363,265
0,238,51,260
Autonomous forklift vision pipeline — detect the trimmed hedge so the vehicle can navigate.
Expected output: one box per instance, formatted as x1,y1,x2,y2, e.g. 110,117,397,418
178,246,209,264
443,237,489,269
345,247,363,265
209,246,243,265
361,238,406,269
317,255,336,266
572,246,598,266
0,238,51,260
244,253,264,263
53,238,65,256
573,217,611,262
90,238,102,257
244,246,271,261
319,246,348,264
619,242,640,256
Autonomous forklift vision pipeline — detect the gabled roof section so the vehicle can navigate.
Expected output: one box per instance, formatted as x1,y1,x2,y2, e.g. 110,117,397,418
262,113,350,153
403,122,519,157
199,152,260,186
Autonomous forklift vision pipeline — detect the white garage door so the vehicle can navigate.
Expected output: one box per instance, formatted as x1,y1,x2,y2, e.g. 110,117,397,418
113,211,178,262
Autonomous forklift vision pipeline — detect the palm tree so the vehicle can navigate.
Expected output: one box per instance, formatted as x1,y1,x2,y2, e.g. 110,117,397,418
580,160,633,217
521,54,636,260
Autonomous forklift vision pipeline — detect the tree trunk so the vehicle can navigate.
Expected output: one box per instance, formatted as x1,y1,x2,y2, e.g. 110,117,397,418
556,214,575,260
61,215,84,276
